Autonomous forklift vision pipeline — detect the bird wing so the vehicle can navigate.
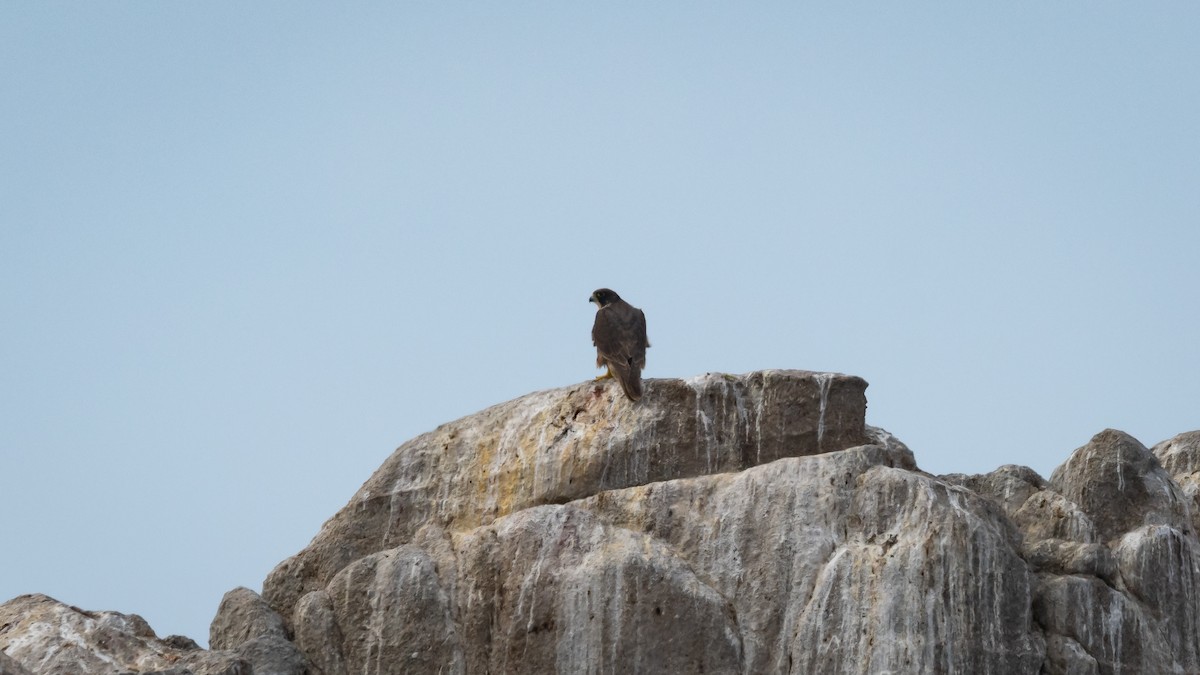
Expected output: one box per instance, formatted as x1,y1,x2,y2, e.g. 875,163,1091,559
592,301,647,365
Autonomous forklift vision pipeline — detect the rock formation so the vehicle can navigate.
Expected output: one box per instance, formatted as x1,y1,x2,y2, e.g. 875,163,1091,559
3,371,1199,674
0,593,252,675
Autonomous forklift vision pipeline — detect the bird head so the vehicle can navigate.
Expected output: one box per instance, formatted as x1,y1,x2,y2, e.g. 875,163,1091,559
589,288,621,308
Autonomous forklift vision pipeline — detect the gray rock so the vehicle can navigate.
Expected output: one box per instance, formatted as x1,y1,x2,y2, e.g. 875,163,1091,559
162,635,202,651
210,586,289,650
1031,429,1200,674
1049,428,1192,541
1022,539,1117,584
1154,430,1200,535
941,463,1047,520
1112,525,1200,669
600,450,1040,674
256,382,1200,674
1042,634,1098,675
292,591,346,675
1152,430,1200,477
323,545,465,675
0,594,249,675
0,652,33,675
6,371,1200,675
234,635,310,675
1013,489,1098,544
209,587,309,675
282,442,1037,674
263,371,872,622
1034,573,1177,673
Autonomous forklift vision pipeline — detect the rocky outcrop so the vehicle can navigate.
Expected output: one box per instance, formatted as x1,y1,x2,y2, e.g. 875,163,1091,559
3,372,1199,675
0,590,308,675
947,429,1200,674
261,371,872,623
0,594,249,675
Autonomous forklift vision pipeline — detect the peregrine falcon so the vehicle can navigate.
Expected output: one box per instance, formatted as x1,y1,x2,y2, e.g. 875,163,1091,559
589,288,650,401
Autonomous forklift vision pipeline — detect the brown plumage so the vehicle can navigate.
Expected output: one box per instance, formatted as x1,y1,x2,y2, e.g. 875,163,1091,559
589,288,650,401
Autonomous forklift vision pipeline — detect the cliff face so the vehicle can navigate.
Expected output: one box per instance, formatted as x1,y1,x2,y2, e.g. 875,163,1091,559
2,372,1199,675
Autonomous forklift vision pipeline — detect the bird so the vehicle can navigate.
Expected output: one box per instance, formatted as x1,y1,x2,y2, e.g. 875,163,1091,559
589,288,650,401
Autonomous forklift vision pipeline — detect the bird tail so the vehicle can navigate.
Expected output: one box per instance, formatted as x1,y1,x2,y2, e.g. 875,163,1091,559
614,362,643,401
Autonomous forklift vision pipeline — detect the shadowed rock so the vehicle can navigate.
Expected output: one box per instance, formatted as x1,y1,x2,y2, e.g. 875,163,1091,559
0,652,32,675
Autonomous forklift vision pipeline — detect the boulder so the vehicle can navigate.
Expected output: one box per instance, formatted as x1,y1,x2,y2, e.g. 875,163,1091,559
1048,429,1192,541
208,587,309,675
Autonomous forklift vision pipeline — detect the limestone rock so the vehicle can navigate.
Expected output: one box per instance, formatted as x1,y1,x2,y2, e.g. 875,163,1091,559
291,591,346,675
0,652,32,675
263,371,871,621
1021,539,1117,583
982,428,1200,674
276,439,1047,674
1049,428,1192,541
1012,490,1099,544
1034,573,1175,674
208,587,309,675
5,369,1200,675
1042,634,1098,675
209,586,288,651
941,463,1047,520
1154,430,1200,535
0,594,249,675
580,447,1041,674
250,382,1200,674
230,635,309,675
1152,430,1200,477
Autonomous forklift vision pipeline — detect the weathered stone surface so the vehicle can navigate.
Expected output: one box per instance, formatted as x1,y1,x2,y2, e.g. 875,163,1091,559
5,370,1200,675
0,652,32,675
1042,634,1099,675
277,440,1047,675
209,586,288,651
582,447,1041,674
1154,430,1200,535
1049,428,1192,541
1152,430,1200,477
263,371,871,621
941,463,1047,520
1019,429,1200,675
324,545,465,674
1113,525,1200,669
208,587,309,675
1034,573,1176,674
292,591,346,675
0,594,250,675
231,635,309,675
1013,489,1099,544
1021,539,1117,583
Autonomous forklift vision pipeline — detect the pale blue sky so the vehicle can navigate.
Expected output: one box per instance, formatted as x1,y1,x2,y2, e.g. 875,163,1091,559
3,3,1197,648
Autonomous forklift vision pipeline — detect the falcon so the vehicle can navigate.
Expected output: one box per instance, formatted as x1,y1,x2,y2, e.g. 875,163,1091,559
588,288,650,401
